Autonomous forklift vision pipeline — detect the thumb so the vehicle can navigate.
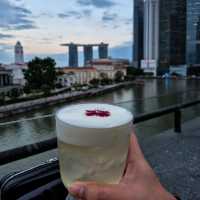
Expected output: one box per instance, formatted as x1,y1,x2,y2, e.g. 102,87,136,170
68,182,123,200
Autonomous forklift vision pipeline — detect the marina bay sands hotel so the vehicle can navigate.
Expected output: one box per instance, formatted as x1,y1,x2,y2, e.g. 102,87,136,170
61,42,108,67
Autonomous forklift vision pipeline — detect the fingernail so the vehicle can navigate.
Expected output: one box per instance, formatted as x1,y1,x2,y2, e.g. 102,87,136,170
68,184,85,197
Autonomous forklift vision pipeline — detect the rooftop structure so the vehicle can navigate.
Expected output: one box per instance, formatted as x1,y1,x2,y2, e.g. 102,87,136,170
61,42,109,67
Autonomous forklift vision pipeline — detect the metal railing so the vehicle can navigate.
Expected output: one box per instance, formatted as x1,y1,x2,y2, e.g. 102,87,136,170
0,99,200,166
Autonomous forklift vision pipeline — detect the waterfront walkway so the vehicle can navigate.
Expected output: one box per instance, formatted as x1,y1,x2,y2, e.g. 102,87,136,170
0,117,200,200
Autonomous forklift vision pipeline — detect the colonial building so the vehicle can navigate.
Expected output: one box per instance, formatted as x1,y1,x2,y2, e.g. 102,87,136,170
5,63,27,86
0,66,13,87
57,67,97,86
57,59,129,87
89,59,128,79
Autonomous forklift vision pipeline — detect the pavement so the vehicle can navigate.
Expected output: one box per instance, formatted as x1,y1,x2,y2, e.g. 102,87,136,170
0,117,200,200
141,117,200,200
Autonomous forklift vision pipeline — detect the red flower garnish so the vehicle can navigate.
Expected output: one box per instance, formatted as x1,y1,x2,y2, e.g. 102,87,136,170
86,110,111,117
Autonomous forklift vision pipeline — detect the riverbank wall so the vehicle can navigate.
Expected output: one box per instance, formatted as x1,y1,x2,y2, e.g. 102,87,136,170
0,82,134,119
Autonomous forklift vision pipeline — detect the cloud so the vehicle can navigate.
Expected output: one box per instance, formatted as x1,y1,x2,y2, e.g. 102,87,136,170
58,9,92,20
0,33,14,39
77,0,116,8
0,0,36,30
58,11,82,19
0,43,13,51
102,11,118,22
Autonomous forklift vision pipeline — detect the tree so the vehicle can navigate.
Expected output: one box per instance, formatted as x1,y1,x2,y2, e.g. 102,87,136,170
89,78,100,87
101,78,113,85
24,57,56,92
9,88,21,99
127,67,144,76
0,92,5,104
115,71,124,82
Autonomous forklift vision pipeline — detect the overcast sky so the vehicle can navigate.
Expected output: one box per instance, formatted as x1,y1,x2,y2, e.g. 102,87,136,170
0,0,133,66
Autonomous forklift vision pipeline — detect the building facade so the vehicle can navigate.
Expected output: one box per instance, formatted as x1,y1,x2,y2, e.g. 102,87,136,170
159,0,186,73
90,59,128,80
68,43,78,67
5,64,27,86
57,59,128,87
133,0,144,68
142,0,159,75
57,67,97,86
186,0,200,66
98,43,109,59
0,66,13,87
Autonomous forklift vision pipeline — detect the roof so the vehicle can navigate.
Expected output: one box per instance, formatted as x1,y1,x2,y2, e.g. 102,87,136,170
59,67,96,71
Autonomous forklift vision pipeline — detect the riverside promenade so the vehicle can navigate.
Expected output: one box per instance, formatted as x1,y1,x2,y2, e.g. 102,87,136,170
0,82,134,119
0,117,200,200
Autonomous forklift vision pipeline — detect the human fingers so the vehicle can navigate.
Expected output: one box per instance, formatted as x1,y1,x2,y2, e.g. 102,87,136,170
68,182,123,200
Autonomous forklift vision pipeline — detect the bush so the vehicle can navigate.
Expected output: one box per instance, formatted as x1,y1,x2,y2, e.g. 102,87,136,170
0,92,5,104
41,85,51,96
114,71,124,82
127,67,144,76
23,84,31,94
101,78,113,85
89,78,100,87
9,88,21,99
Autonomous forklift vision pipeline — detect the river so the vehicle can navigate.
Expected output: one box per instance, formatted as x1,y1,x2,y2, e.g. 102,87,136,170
0,79,200,151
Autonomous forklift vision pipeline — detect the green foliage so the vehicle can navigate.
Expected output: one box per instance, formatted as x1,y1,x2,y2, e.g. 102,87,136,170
114,71,124,82
24,57,56,91
0,92,5,104
9,88,21,99
101,78,113,85
23,84,31,94
89,78,100,87
41,84,51,96
127,67,144,76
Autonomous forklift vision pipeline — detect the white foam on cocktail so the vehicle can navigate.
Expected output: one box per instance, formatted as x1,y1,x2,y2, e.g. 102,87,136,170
57,103,133,128
56,103,133,146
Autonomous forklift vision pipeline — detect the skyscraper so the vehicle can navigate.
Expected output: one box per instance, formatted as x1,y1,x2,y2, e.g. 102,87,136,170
133,0,144,68
98,43,108,59
143,0,159,61
186,0,200,66
15,41,24,65
68,43,78,67
141,0,159,76
159,0,186,73
84,45,93,65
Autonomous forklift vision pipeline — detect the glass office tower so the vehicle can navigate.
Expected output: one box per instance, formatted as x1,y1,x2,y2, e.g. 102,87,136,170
159,0,186,72
187,0,200,65
133,0,144,68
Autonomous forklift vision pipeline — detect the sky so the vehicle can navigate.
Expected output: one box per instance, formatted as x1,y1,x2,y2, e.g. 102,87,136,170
0,0,133,66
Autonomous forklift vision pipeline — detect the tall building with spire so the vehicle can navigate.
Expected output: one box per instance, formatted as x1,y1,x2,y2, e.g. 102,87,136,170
15,41,24,65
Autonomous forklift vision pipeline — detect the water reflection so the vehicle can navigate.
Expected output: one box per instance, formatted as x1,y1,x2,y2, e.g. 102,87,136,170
0,79,200,151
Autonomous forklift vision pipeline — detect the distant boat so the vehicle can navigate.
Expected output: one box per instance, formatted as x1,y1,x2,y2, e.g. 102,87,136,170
162,73,170,79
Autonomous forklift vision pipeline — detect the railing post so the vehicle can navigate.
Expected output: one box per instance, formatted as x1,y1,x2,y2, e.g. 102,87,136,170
174,109,182,133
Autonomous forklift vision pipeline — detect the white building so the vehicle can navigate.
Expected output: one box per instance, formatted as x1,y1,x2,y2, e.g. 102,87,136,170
90,59,128,79
5,64,27,86
15,41,24,65
57,59,129,87
3,41,27,86
141,0,159,76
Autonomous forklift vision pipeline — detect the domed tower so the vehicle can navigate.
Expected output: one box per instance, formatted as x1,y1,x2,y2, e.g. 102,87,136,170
15,41,24,64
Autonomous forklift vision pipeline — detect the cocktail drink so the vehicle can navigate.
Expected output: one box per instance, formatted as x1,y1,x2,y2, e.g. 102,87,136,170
56,103,133,195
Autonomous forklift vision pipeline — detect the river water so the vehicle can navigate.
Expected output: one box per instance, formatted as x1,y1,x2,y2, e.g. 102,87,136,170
0,79,200,151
